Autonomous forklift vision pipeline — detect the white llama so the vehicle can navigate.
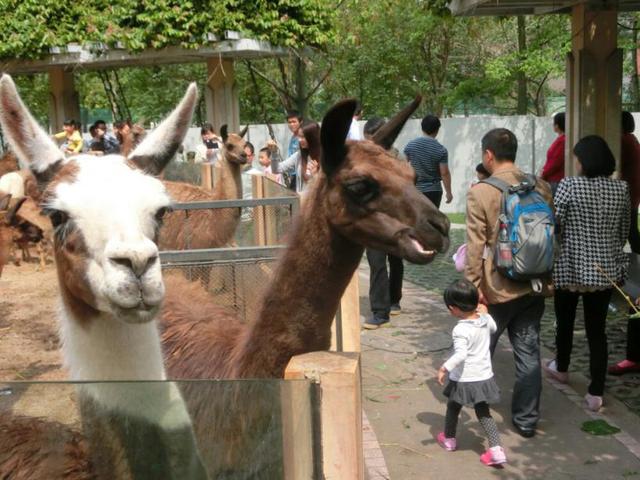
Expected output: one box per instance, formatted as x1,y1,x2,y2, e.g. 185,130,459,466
0,75,207,479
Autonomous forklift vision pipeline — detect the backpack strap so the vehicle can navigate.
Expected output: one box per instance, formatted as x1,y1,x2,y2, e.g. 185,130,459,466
480,176,511,193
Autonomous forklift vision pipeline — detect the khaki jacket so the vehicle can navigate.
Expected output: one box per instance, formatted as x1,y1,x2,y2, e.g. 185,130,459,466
464,166,554,305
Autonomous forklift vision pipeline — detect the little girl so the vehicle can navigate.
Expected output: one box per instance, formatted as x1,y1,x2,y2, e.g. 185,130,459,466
437,279,506,467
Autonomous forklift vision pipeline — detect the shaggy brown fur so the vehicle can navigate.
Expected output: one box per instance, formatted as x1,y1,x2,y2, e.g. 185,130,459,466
159,131,247,250
0,413,94,480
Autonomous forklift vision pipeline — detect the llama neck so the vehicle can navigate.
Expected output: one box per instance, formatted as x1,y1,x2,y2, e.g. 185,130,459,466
59,304,193,429
212,157,242,201
233,182,363,377
60,305,167,381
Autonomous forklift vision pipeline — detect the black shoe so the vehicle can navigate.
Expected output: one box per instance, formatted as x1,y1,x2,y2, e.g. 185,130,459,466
363,317,390,330
512,421,536,438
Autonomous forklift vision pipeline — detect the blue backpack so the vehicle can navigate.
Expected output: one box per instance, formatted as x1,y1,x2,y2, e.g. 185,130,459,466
481,174,555,283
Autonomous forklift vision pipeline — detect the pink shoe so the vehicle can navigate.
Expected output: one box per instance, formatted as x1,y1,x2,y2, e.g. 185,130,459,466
585,393,603,412
542,359,569,384
436,432,457,451
608,359,640,376
480,446,507,466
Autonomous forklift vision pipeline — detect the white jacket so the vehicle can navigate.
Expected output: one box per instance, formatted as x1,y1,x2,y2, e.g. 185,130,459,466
443,313,497,382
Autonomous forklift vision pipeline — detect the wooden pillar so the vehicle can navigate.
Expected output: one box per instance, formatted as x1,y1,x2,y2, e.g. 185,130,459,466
331,272,361,352
205,57,240,134
48,67,81,134
285,352,363,480
566,5,622,175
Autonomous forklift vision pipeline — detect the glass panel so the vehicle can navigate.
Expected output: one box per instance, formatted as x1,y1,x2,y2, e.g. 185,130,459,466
0,379,316,479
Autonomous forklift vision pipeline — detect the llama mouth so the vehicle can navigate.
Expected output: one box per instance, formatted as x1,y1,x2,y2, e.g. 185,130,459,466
111,300,160,323
397,234,439,264
410,237,436,256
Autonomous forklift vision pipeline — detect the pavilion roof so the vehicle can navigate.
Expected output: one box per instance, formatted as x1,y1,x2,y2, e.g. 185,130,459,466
449,0,640,16
0,33,285,75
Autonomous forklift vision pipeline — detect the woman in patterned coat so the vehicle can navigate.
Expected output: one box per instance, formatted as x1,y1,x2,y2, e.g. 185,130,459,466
543,135,630,412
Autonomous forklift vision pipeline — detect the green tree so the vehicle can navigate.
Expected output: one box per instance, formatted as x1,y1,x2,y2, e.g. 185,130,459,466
484,15,570,115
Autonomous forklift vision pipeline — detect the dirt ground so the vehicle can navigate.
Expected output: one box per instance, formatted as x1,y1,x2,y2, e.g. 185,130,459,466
0,261,67,381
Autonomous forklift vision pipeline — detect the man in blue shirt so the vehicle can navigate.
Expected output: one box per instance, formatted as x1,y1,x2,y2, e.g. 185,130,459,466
403,115,452,208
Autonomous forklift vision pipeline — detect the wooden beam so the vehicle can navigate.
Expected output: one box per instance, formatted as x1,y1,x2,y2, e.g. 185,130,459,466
1,40,286,75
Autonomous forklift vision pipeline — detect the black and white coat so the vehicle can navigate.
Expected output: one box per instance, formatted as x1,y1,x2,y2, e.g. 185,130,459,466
552,175,630,289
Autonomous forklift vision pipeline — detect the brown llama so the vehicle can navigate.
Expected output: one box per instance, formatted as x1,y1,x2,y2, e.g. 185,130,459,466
0,75,207,479
0,192,23,277
159,124,248,250
159,97,450,476
6,196,52,270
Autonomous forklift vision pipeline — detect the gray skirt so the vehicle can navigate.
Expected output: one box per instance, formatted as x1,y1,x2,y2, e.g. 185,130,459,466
443,377,500,406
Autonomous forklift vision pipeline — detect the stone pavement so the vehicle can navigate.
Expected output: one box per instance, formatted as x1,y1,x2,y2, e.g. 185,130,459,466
360,264,640,479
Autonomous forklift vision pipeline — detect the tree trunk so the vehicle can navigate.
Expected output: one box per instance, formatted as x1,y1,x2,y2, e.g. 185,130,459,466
632,16,640,111
517,16,528,115
294,55,307,117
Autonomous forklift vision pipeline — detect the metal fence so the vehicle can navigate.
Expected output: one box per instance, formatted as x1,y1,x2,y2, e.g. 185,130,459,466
159,173,298,323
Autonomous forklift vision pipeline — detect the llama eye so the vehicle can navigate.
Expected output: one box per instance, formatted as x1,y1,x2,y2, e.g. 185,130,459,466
344,178,379,204
43,208,69,228
155,206,171,224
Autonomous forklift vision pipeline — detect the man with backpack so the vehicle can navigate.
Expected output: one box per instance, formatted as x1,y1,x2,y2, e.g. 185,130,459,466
465,128,554,439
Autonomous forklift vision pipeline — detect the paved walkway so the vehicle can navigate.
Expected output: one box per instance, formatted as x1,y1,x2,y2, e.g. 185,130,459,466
360,268,640,479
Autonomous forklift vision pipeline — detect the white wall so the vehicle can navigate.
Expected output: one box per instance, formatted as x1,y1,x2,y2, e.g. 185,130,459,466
181,116,562,213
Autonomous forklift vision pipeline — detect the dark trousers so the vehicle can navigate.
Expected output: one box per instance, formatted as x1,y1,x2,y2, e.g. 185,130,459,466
630,207,640,254
423,191,443,209
626,308,640,362
366,248,404,320
554,288,613,396
488,295,545,430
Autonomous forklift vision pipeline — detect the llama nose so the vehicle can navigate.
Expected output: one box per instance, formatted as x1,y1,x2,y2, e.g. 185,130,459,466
109,254,158,278
106,240,159,278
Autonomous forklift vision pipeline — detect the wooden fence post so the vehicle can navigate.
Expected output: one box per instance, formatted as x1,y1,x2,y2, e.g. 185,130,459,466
285,352,363,480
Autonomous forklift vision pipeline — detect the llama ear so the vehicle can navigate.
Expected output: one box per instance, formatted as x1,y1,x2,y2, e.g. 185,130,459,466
0,75,64,185
371,95,422,150
239,125,248,139
320,99,357,177
6,196,26,226
128,83,198,176
220,124,228,143
0,193,11,211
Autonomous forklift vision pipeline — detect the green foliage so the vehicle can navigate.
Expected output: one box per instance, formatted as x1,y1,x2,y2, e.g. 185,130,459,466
581,419,621,436
0,0,336,59
484,16,570,114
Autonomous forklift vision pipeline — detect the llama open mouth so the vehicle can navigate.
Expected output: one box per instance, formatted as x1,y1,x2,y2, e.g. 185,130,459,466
397,233,440,264
409,237,436,256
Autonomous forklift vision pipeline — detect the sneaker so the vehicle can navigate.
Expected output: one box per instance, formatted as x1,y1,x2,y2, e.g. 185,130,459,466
480,446,507,467
585,393,603,412
390,304,401,316
436,432,457,451
363,317,390,330
542,359,569,384
608,359,640,376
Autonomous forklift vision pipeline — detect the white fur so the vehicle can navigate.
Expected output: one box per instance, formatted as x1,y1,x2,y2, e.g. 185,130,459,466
59,305,190,429
0,171,25,198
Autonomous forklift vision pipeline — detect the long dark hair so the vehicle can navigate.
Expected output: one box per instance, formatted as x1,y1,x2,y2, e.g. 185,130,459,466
300,121,321,174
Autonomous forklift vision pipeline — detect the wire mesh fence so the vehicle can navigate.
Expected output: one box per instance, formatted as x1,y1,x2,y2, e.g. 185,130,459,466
162,257,278,323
